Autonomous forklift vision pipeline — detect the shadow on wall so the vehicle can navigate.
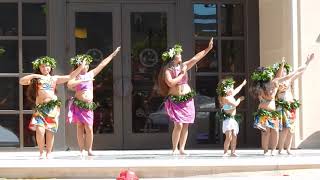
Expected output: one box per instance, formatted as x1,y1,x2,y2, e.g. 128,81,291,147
298,131,320,149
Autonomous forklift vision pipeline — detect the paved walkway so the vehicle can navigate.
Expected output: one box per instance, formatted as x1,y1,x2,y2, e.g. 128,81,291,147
0,149,319,179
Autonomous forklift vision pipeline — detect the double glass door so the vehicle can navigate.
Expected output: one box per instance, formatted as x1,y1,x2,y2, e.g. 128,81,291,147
67,3,174,149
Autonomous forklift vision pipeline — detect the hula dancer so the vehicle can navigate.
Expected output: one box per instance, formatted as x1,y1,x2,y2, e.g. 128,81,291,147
275,54,314,155
67,47,120,157
216,78,246,157
158,38,213,155
250,58,310,156
19,56,85,159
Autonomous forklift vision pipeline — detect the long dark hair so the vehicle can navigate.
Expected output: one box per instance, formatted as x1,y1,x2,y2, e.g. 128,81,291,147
26,68,54,104
157,58,174,97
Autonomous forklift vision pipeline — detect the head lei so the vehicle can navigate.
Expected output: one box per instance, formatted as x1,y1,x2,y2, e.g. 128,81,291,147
216,78,235,96
272,62,292,75
32,56,56,70
251,66,275,82
161,44,183,62
70,54,93,66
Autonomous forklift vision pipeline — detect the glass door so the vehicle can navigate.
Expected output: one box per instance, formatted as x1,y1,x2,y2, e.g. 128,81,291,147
122,4,174,149
67,3,122,149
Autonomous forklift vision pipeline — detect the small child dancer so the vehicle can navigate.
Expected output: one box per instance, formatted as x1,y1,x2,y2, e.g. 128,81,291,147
216,77,246,157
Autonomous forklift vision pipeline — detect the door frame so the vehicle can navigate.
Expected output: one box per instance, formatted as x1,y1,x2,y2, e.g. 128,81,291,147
66,3,123,149
122,3,175,149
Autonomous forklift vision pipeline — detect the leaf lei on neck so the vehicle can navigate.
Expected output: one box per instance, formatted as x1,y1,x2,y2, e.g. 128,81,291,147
70,54,93,66
251,66,275,82
161,44,183,62
32,56,57,70
272,62,292,75
216,78,235,97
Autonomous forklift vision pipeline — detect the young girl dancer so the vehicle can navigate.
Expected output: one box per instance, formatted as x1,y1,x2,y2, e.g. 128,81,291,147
276,54,314,155
67,47,120,156
158,38,213,155
216,78,246,156
19,56,85,159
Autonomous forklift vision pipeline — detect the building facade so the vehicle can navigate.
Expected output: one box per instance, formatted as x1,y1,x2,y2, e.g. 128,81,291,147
0,0,319,150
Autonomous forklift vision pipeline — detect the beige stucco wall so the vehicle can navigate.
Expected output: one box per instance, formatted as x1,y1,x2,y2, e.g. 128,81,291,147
259,0,320,148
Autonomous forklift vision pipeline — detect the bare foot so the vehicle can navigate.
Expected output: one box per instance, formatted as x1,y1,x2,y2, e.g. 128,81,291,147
46,152,53,159
88,150,95,156
278,150,284,155
39,153,45,160
79,150,85,158
286,150,293,155
270,150,277,156
179,150,189,156
172,149,179,155
263,150,269,156
231,153,238,157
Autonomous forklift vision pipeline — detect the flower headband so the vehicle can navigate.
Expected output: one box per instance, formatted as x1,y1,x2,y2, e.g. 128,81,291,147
251,66,275,82
32,56,56,70
216,78,235,96
70,54,93,66
161,44,183,62
272,62,292,74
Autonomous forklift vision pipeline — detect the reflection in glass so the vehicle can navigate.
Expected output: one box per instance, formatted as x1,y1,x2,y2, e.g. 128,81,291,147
193,3,217,37
0,115,19,147
0,41,18,73
195,76,219,111
221,4,244,36
23,3,46,36
222,40,245,73
0,78,19,110
75,12,114,134
195,111,222,144
195,40,218,72
0,4,18,36
131,12,169,133
23,40,47,73
23,114,36,147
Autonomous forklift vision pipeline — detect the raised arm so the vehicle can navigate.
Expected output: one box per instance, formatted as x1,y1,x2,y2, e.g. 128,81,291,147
19,74,45,85
183,38,213,71
232,79,247,96
275,57,286,78
55,60,85,84
274,53,314,83
164,65,187,87
90,47,121,77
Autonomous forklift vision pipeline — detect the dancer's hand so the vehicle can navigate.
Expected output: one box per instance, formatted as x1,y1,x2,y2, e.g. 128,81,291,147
281,57,286,63
242,79,247,86
239,96,245,101
306,53,314,65
112,46,121,57
181,64,187,75
207,37,214,50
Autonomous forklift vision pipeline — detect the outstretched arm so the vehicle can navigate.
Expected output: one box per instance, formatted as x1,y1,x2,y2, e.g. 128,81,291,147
183,38,213,71
275,57,286,78
232,79,247,96
90,47,121,77
19,74,45,85
274,53,314,83
291,53,315,81
55,60,86,84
